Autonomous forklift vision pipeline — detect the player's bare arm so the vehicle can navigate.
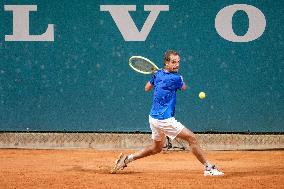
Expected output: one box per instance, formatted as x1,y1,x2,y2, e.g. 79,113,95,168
181,83,187,91
180,75,187,91
145,81,153,92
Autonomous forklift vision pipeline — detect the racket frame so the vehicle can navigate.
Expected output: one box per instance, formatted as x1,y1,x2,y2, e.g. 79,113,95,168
129,56,159,74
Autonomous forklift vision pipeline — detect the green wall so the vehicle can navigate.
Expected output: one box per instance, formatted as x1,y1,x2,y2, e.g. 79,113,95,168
0,0,283,132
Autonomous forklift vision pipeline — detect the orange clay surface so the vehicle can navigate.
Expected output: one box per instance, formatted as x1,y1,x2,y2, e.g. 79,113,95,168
0,149,283,189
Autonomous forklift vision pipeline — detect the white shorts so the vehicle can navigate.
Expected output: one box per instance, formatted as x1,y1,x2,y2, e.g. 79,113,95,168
149,116,185,141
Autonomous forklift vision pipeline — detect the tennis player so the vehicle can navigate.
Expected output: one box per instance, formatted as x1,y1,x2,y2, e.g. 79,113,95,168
111,50,224,176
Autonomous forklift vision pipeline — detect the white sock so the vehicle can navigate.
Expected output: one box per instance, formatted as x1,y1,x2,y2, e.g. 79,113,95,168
204,162,213,170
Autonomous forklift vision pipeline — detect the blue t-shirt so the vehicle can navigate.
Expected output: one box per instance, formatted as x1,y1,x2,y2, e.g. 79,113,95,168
149,69,184,120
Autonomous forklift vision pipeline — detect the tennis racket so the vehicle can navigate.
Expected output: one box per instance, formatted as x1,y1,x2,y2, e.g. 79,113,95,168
129,56,159,74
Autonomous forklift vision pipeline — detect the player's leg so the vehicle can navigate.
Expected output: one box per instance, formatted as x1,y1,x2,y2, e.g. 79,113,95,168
130,138,165,160
176,128,224,176
176,128,206,164
110,138,165,174
110,118,165,173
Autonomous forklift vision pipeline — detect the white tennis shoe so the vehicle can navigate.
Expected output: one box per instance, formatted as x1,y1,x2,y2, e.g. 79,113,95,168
110,153,128,174
204,165,224,176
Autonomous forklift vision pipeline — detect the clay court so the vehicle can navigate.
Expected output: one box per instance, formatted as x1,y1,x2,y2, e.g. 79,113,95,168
0,149,283,189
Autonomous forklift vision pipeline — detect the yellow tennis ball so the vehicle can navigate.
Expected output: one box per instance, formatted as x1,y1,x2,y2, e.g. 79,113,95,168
199,92,206,99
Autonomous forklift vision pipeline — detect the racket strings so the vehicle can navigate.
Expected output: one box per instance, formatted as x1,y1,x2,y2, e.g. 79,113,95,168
131,58,156,72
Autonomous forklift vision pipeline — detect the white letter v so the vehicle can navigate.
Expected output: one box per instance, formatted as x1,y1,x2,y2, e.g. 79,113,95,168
100,5,169,41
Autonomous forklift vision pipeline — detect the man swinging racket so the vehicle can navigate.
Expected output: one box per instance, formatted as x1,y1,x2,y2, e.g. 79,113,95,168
111,50,224,176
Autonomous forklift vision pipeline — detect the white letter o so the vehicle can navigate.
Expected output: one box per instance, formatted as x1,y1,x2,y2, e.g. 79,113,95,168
215,4,266,42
